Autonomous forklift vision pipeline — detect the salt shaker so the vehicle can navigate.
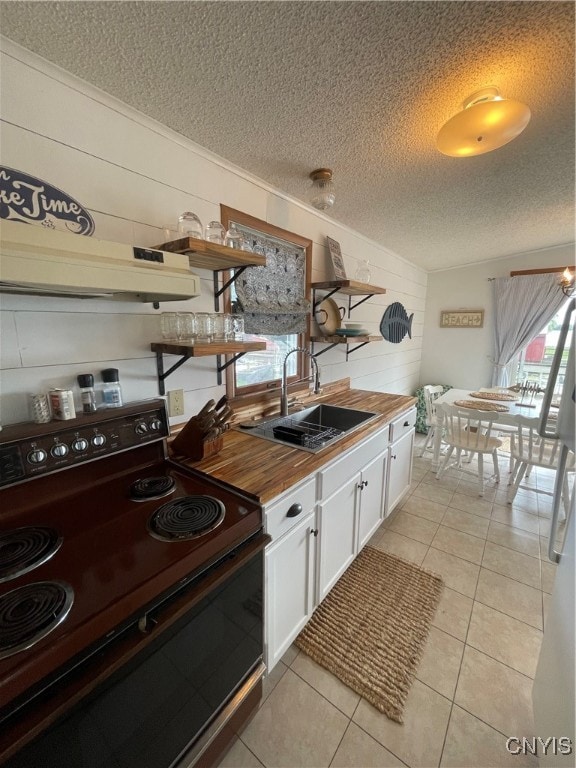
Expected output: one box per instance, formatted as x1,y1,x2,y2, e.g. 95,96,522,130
101,368,123,408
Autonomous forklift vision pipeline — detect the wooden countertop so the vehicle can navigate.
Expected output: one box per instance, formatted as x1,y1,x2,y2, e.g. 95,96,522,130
169,390,416,505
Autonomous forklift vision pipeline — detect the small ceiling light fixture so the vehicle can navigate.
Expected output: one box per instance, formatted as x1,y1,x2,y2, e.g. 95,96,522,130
309,168,336,210
436,86,531,157
560,267,575,297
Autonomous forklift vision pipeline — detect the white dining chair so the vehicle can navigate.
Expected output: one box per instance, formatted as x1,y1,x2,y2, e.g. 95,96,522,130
435,403,503,496
507,416,575,518
419,384,445,457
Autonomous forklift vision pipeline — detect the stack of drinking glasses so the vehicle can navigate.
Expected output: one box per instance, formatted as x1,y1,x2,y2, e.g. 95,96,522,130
176,213,251,252
160,312,244,344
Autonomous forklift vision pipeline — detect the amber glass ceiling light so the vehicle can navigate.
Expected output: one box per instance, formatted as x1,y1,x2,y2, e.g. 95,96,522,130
437,87,531,157
309,168,335,210
560,268,575,297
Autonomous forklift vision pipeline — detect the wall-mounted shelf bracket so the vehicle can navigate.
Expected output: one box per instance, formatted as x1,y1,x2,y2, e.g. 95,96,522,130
311,280,386,318
312,287,340,311
216,352,249,385
347,294,372,313
213,266,249,311
310,335,382,362
155,350,191,396
151,340,267,395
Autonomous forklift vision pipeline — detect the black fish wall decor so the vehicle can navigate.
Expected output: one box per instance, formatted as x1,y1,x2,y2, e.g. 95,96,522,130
380,302,414,343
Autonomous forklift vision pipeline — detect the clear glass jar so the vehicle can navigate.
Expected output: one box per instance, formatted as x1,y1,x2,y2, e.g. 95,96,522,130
205,221,225,244
354,260,371,283
225,225,244,250
177,212,203,239
195,313,214,343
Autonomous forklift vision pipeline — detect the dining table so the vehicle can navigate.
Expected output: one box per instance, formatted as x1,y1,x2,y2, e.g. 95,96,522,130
430,387,549,470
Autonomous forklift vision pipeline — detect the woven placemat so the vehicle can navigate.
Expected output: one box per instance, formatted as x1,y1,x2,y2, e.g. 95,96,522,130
295,546,443,723
455,399,509,412
469,391,518,402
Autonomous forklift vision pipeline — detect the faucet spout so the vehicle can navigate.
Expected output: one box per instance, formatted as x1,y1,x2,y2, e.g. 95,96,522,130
281,347,321,416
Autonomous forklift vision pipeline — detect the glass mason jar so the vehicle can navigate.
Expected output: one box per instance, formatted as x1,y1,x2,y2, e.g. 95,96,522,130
195,313,214,343
205,221,226,244
177,212,203,239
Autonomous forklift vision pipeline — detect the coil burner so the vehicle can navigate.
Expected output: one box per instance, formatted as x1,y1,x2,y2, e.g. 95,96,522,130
0,527,62,583
148,496,225,541
130,476,176,501
0,581,74,660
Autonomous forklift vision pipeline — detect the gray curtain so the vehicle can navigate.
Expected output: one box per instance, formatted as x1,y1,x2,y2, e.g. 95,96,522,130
491,273,567,386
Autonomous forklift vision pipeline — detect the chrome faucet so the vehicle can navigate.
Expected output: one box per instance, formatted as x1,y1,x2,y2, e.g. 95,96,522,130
281,347,321,416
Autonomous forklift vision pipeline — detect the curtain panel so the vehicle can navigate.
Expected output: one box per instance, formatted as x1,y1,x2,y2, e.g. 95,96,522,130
491,273,567,386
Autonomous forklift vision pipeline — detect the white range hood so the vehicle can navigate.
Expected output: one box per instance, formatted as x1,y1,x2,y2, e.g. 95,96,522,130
0,221,200,302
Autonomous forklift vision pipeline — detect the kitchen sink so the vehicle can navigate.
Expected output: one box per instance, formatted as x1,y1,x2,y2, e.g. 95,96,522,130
238,403,379,453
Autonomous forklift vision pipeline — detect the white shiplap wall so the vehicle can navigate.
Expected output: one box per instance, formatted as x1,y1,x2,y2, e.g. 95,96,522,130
0,39,427,426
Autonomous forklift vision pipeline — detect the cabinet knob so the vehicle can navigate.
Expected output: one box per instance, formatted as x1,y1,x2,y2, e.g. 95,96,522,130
310,528,319,537
392,454,397,460
357,480,369,490
403,421,410,427
286,503,303,518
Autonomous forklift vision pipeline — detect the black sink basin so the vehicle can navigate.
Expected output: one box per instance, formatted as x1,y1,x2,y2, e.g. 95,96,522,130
240,403,379,453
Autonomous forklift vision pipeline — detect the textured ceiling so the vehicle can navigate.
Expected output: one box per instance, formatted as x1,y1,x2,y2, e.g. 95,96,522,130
1,1,574,271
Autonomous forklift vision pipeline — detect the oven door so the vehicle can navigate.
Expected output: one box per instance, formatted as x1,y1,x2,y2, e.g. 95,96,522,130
3,534,268,768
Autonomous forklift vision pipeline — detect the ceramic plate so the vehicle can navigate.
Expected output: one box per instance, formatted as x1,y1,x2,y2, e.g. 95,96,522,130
335,328,367,337
315,298,345,335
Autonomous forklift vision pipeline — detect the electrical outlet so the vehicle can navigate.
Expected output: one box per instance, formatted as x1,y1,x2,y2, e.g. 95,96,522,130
167,389,185,417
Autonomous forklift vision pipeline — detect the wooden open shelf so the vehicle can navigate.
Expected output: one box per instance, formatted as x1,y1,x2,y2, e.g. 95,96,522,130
154,237,266,271
310,335,382,344
151,340,267,394
310,335,382,361
151,340,266,356
311,279,386,296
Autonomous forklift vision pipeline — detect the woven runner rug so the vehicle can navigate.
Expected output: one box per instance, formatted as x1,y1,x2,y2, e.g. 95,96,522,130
295,545,443,723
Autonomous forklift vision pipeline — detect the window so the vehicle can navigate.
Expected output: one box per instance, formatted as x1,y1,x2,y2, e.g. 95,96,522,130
514,297,573,396
220,206,312,402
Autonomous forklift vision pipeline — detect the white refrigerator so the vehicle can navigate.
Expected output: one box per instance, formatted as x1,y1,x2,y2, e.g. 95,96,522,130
532,297,575,767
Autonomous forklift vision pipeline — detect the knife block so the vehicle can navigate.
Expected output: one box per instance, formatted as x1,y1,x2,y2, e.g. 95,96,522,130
171,423,223,461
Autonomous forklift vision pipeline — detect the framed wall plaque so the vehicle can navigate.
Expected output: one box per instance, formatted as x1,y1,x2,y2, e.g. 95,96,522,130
440,310,484,328
326,236,347,280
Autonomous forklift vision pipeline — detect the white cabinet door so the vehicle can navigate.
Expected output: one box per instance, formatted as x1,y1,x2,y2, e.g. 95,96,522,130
265,510,316,672
386,428,414,516
317,477,357,602
357,450,387,550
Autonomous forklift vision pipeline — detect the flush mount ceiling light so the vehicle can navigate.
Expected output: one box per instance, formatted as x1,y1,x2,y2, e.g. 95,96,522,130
309,168,335,210
436,87,531,157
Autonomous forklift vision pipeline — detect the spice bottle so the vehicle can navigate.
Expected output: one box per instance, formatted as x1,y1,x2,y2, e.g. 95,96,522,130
101,368,123,408
77,373,97,414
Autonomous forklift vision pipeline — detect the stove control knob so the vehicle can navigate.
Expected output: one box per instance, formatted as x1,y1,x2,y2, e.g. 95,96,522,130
135,422,149,436
72,438,89,453
51,443,69,458
92,434,106,447
27,448,47,464
149,418,162,431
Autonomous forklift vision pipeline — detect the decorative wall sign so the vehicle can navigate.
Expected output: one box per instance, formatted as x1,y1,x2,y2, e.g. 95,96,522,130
380,302,414,343
440,310,484,328
0,167,95,235
326,236,347,280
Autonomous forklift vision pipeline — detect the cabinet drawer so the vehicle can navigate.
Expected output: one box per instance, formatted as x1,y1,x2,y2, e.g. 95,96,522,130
265,475,317,541
318,427,388,500
389,408,416,442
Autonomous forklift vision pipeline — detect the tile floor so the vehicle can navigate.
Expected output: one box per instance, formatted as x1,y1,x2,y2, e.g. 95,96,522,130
218,435,566,768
